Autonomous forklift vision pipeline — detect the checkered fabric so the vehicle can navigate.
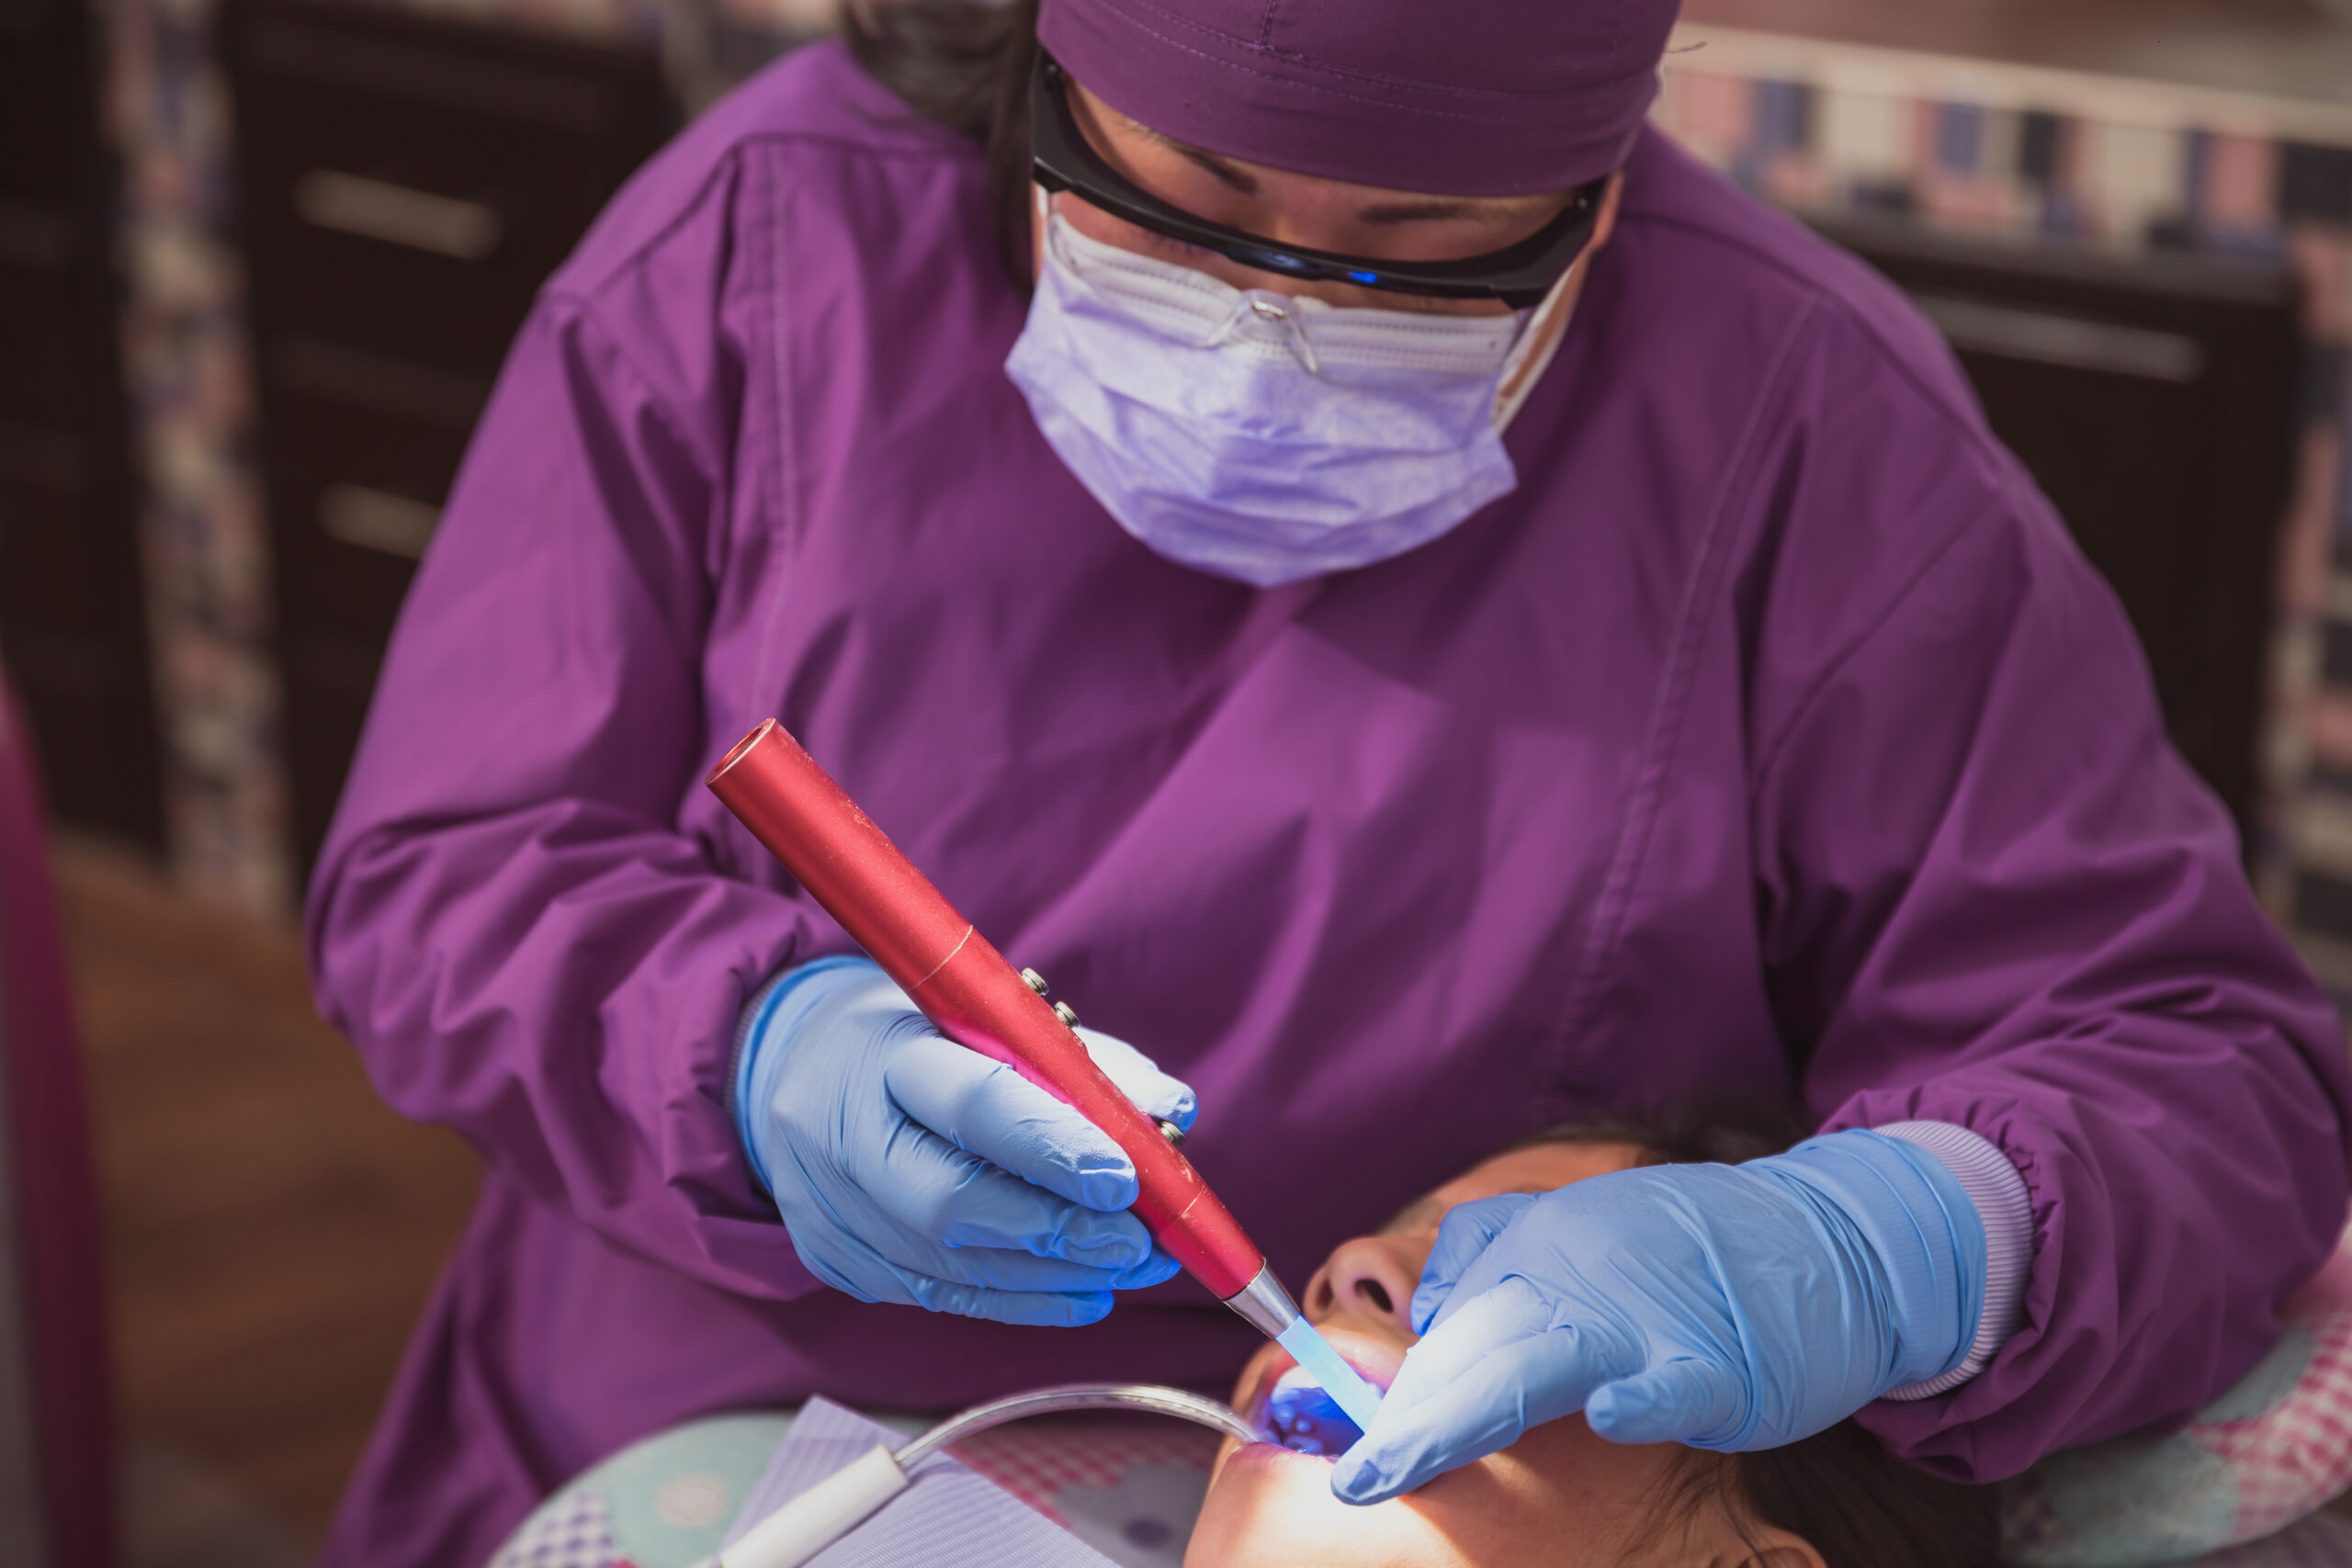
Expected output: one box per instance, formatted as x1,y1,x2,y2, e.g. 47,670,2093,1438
2007,1224,2352,1565
487,1485,621,1568
2196,1232,2352,1542
2191,1511,2352,1567
946,1418,1224,1526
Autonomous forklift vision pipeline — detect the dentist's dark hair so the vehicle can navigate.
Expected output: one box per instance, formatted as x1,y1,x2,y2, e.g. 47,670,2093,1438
844,0,1042,281
1520,1103,2002,1568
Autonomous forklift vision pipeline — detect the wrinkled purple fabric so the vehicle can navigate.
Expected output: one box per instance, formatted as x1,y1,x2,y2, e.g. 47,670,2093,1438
1037,0,1677,194
306,42,2352,1568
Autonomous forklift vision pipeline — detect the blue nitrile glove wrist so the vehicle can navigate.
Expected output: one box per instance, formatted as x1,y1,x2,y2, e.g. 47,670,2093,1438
731,954,1198,1326
731,953,868,1196
1332,1128,1985,1505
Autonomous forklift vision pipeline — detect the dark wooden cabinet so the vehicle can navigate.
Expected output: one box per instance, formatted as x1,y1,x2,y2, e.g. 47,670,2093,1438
222,0,673,873
0,0,164,848
1818,217,2301,847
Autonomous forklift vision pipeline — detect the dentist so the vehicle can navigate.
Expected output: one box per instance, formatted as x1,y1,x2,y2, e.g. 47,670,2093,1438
307,1,2352,1562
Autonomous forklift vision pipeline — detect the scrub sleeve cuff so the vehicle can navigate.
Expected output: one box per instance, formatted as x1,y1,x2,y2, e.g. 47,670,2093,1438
1875,1120,2034,1401
729,953,877,1196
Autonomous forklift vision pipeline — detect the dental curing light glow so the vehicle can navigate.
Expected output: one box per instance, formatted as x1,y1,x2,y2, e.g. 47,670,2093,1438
1275,1318,1385,1438
1259,1366,1366,1456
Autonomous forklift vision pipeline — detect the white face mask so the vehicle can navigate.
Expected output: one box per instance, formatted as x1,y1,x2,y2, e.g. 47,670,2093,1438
1004,201,1580,588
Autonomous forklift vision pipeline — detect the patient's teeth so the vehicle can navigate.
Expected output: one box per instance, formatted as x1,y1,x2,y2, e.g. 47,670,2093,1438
1256,1366,1366,1457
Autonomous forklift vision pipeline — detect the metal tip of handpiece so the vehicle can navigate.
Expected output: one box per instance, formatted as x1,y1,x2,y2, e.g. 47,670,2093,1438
1221,1262,1303,1341
1223,1265,1386,1438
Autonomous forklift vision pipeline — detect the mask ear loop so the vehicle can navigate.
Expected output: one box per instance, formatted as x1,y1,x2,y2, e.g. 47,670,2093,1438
1489,249,1589,434
1030,180,1053,279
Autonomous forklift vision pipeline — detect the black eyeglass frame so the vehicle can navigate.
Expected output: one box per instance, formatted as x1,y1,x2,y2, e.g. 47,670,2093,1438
1029,51,1610,310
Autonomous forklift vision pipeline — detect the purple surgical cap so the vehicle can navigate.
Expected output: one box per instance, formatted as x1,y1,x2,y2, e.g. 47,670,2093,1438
1035,0,1682,197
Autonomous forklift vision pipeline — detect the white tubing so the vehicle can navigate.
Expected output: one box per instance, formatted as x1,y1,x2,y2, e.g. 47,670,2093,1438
719,1443,910,1568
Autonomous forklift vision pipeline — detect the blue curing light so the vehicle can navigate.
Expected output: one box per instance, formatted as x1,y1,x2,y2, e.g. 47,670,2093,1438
1259,1366,1364,1455
1348,270,1379,284
1274,1317,1385,1438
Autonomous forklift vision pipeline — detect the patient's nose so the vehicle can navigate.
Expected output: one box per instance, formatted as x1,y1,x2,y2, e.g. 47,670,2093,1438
1304,1236,1420,1336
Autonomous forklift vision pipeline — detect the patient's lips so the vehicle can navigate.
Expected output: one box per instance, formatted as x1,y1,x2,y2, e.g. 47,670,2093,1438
1243,1327,1402,1459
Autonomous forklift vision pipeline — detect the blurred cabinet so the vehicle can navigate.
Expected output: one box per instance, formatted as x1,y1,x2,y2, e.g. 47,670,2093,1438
0,0,164,847
222,0,673,873
1819,219,2301,846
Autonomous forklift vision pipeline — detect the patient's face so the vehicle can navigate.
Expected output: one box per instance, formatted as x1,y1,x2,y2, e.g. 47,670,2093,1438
1183,1141,1717,1568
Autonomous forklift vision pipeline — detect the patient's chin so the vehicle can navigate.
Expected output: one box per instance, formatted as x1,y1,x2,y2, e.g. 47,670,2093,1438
1182,1416,1681,1568
1182,1445,1460,1568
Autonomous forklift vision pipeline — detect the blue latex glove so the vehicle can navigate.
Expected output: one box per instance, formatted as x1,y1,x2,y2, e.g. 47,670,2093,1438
734,954,1197,1326
1332,1129,1985,1503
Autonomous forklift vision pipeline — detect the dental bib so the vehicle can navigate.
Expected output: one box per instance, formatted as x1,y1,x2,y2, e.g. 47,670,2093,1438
1005,212,1563,588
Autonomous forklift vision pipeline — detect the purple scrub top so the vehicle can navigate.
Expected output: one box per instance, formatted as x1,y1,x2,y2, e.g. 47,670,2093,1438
306,42,2352,1566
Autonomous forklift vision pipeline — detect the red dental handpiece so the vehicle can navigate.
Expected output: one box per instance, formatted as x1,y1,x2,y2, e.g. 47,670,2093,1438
706,718,1286,1322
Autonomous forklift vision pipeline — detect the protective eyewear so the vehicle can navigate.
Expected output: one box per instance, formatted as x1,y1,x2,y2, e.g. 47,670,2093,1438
1029,51,1609,310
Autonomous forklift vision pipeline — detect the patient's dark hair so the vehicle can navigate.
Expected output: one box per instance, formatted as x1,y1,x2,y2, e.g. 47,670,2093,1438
842,0,1042,280
1519,1101,2001,1568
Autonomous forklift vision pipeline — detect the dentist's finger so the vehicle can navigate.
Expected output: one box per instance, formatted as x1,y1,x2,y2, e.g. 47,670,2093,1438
1380,1276,1555,1414
796,1233,1125,1326
1584,1360,1747,1449
1333,1313,1620,1504
886,1031,1139,1212
863,1120,1159,1269
1409,1193,1538,1332
1074,1026,1199,1133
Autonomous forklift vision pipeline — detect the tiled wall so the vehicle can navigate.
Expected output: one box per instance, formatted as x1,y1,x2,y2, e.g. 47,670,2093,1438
1650,38,2352,1010
107,2,2352,1014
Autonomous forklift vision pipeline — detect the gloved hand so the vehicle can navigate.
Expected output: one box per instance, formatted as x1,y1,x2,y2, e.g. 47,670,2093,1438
1331,1129,1985,1503
734,954,1197,1326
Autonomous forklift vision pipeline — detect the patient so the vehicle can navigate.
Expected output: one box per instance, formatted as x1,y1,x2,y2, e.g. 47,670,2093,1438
1186,1108,2000,1568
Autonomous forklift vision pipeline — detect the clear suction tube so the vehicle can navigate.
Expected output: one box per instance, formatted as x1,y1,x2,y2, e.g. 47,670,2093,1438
708,1385,1259,1568
897,1382,1260,1464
